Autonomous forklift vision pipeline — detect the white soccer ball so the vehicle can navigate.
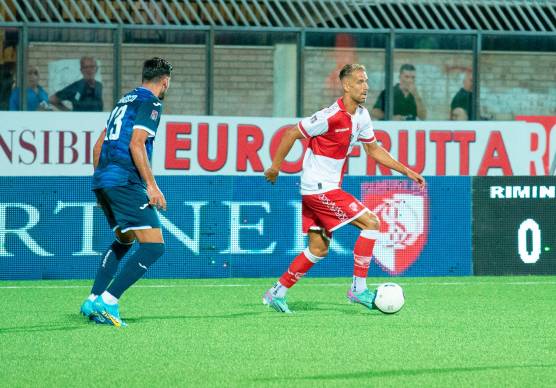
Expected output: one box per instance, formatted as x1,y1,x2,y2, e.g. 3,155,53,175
374,283,405,314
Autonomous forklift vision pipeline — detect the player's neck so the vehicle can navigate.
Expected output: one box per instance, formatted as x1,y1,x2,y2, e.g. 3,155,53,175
341,96,358,115
141,82,161,98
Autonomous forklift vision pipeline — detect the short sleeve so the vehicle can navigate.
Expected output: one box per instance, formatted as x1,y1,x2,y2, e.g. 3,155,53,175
298,108,330,138
134,99,162,137
358,109,376,143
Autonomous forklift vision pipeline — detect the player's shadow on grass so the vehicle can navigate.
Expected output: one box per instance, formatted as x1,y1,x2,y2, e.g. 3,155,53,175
125,311,267,323
255,364,556,382
289,300,377,316
0,324,85,334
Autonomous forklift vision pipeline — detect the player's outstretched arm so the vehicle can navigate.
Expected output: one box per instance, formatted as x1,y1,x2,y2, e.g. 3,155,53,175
93,128,106,170
363,141,425,188
130,127,167,210
264,125,305,184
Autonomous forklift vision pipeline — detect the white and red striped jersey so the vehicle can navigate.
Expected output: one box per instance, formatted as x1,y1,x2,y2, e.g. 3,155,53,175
298,97,376,195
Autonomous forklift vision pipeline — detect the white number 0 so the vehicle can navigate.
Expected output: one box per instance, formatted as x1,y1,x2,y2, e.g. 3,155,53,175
518,219,541,264
105,105,128,140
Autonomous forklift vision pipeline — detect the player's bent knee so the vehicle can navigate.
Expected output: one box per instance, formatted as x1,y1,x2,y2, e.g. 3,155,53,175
305,247,326,263
364,213,380,230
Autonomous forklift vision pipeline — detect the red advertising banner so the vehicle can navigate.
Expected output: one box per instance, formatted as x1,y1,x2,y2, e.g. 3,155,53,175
0,112,552,176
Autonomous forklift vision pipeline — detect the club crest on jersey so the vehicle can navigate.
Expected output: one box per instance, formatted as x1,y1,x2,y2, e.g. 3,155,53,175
150,110,159,120
361,180,429,275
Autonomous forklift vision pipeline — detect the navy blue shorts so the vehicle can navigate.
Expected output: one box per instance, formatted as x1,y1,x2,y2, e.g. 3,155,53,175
94,184,161,233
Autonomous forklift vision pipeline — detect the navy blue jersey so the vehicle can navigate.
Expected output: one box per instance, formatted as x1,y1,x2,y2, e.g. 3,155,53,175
92,87,162,189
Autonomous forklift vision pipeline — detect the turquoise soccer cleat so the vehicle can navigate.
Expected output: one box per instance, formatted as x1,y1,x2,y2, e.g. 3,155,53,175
263,290,292,314
80,298,95,319
92,296,127,327
347,288,376,310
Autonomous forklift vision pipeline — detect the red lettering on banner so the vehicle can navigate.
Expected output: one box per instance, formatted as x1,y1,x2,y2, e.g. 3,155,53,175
19,130,37,164
398,130,426,173
58,131,78,164
43,131,51,164
516,115,556,175
269,125,306,173
0,130,14,161
165,122,191,170
478,131,513,175
237,125,264,172
453,131,476,175
430,131,452,175
366,130,392,175
198,123,228,172
84,131,92,165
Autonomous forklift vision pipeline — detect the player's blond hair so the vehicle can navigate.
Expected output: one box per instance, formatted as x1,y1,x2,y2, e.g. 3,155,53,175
339,64,366,80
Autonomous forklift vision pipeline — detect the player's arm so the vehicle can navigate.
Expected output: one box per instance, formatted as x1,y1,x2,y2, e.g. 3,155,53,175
363,141,425,188
264,125,305,184
92,128,106,170
129,128,166,210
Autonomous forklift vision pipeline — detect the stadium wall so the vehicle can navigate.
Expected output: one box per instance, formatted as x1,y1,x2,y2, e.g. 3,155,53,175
26,43,556,119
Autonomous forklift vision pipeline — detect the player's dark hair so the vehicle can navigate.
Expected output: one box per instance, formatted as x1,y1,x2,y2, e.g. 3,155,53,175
399,63,416,74
142,57,173,82
339,64,366,81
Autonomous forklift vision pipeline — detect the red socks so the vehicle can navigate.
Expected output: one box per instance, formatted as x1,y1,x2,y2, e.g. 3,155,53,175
279,248,322,288
353,230,378,277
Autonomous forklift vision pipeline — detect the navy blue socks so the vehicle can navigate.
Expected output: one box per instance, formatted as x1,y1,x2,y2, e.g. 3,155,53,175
91,240,133,296
107,243,165,299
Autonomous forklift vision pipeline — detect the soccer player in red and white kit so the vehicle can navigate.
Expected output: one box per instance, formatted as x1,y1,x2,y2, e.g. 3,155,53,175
263,64,425,313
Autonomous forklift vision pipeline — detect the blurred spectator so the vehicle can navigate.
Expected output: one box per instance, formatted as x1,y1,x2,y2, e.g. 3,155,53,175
371,64,427,121
9,66,50,111
49,56,103,111
0,62,15,110
451,70,473,120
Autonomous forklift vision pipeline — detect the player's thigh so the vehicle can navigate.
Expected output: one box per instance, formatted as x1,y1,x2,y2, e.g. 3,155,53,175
133,228,164,243
115,228,136,244
350,211,380,230
308,229,330,257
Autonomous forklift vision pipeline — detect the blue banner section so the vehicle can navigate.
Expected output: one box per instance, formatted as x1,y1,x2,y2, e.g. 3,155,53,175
0,176,472,280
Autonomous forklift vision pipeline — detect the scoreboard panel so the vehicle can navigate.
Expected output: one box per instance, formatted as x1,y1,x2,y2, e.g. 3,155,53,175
473,176,556,275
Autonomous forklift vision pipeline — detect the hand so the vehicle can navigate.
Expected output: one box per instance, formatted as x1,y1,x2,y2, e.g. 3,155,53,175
408,82,418,96
405,169,426,189
264,167,280,184
147,184,167,211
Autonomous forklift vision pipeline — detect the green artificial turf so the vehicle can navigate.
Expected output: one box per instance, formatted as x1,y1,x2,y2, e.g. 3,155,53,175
1,276,555,387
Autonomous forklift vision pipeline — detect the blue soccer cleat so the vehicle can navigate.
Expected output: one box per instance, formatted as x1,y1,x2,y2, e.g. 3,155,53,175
92,295,127,327
347,288,376,310
80,298,95,319
263,290,292,314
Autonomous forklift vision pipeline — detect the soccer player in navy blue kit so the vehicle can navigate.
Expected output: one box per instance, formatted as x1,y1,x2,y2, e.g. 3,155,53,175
80,57,172,327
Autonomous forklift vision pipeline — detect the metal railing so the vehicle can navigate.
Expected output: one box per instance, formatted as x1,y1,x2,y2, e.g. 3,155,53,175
1,0,555,32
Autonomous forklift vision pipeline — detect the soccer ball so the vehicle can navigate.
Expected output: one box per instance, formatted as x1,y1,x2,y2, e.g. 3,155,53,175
374,283,405,314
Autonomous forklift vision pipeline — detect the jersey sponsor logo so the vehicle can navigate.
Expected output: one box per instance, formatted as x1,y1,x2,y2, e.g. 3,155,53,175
118,95,138,104
150,110,159,120
361,180,429,275
335,128,350,133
